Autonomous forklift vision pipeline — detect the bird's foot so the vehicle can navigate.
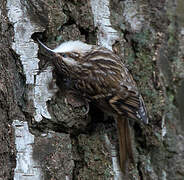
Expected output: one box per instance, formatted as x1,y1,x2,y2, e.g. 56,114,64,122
65,91,89,115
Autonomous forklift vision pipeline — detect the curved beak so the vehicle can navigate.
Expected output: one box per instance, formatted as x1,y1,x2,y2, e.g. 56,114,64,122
37,38,55,54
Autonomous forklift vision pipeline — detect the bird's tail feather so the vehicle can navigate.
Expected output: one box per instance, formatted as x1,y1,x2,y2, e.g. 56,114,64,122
117,116,134,174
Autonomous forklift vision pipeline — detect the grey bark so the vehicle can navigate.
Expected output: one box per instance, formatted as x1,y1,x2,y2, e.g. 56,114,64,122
0,0,184,180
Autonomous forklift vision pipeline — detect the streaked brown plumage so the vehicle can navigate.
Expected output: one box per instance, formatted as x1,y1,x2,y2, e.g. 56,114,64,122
37,39,148,174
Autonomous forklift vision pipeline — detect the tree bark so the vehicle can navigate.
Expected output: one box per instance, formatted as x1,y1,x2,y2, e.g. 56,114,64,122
1,0,184,179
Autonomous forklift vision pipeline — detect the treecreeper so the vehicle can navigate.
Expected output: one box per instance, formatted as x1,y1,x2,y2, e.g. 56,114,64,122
37,39,148,175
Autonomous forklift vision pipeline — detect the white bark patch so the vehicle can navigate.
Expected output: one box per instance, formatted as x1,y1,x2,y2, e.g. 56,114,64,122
104,134,123,180
90,0,119,50
6,0,56,179
161,114,166,139
12,120,43,180
123,0,144,32
162,170,167,180
181,27,184,35
6,0,55,121
34,66,58,121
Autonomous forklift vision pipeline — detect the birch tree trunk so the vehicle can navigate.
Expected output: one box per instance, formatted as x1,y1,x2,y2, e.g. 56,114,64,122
1,0,184,180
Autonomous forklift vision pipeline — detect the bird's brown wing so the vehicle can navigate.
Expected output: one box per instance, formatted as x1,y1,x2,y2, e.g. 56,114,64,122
77,63,147,122
109,75,148,123
75,47,148,123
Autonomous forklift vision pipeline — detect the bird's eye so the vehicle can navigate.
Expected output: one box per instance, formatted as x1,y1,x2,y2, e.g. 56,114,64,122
59,53,67,58
62,54,67,58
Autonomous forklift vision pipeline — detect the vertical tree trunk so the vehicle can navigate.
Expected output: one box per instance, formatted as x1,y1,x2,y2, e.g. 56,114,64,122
1,0,184,179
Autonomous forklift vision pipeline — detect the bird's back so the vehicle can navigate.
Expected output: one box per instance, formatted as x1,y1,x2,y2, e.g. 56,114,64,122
74,46,148,123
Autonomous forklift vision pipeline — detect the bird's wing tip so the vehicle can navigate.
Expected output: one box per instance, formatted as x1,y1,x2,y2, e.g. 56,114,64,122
137,95,149,124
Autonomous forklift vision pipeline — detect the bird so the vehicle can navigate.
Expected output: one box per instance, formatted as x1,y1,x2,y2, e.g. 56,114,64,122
37,38,148,174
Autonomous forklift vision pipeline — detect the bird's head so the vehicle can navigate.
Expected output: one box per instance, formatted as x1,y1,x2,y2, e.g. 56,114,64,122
37,39,92,67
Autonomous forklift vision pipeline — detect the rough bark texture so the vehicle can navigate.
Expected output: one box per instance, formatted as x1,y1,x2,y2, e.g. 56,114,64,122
1,0,184,180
